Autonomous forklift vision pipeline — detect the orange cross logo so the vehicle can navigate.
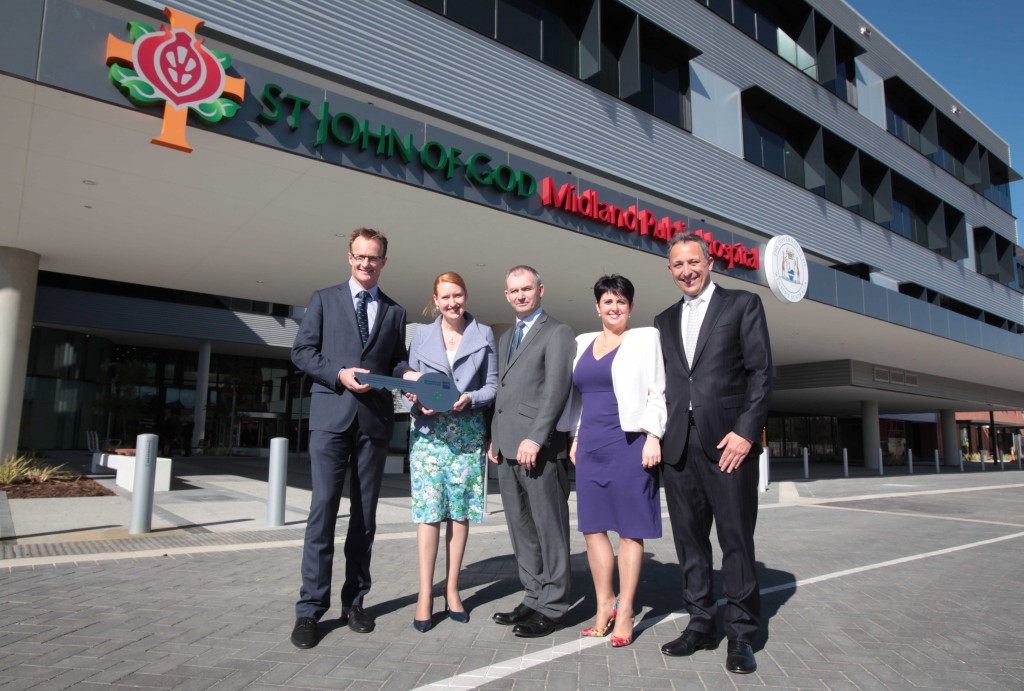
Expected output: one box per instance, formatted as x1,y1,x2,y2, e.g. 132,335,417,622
105,7,245,153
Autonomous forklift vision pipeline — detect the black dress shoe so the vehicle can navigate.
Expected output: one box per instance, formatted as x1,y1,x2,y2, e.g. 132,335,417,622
661,629,718,657
343,606,375,633
512,612,562,638
493,604,535,626
412,617,433,633
726,641,757,674
290,617,318,649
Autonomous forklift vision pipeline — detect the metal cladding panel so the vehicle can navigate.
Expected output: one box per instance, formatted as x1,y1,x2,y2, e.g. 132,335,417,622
810,0,1012,162
121,0,1020,322
33,288,300,348
618,0,1016,240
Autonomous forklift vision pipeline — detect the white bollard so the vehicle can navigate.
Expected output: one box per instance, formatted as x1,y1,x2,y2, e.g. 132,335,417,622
758,448,770,493
267,437,289,527
129,434,159,535
934,449,940,474
842,448,849,478
907,449,913,475
802,447,809,479
878,448,884,476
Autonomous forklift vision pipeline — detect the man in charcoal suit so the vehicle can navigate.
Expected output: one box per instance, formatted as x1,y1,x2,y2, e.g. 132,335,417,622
290,227,410,648
655,233,772,674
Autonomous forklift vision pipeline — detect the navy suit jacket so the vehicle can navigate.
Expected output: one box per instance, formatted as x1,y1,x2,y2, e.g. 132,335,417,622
654,286,772,465
292,282,409,440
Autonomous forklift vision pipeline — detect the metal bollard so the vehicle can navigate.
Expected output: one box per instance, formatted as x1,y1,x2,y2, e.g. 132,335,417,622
934,449,940,474
267,437,289,527
842,448,849,478
878,448,884,476
907,449,913,475
998,447,1004,471
802,447,809,479
758,448,769,493
129,434,159,535
959,451,964,473
1017,435,1022,471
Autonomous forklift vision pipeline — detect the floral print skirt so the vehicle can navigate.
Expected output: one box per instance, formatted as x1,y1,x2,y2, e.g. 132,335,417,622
409,410,486,524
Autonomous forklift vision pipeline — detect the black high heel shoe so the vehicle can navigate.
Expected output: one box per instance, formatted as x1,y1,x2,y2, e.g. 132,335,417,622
445,598,469,623
412,617,433,633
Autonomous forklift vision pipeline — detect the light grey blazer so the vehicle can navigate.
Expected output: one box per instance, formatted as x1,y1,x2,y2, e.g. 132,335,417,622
405,313,498,433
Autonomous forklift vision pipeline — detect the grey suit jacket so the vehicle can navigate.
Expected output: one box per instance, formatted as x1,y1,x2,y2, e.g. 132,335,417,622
654,286,772,465
490,311,575,459
291,282,409,440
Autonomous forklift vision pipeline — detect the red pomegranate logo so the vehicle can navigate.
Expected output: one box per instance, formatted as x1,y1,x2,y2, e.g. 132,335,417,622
106,7,245,152
133,28,226,109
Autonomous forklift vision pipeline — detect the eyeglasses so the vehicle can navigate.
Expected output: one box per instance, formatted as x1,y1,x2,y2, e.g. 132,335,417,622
350,253,385,264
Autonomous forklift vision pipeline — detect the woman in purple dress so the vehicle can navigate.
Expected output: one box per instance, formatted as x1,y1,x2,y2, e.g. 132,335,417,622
566,275,666,647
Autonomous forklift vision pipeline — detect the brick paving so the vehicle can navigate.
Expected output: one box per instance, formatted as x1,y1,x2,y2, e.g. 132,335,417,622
1,453,1022,689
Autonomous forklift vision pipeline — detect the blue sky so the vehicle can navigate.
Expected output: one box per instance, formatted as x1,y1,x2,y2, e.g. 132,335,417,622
847,0,1023,234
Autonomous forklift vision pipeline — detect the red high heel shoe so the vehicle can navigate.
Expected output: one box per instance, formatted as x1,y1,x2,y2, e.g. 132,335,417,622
581,599,618,637
609,615,634,647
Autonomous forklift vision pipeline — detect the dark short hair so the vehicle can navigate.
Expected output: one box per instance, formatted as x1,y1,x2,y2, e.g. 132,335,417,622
593,274,634,305
667,232,710,262
349,227,389,257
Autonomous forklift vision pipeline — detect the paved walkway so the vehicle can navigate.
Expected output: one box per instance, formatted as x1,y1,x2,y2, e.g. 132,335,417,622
1,452,1022,689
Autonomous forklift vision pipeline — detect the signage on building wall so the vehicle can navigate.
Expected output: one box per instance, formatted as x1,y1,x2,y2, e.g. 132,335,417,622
764,235,809,303
102,8,760,273
540,177,761,269
105,7,245,153
257,84,537,198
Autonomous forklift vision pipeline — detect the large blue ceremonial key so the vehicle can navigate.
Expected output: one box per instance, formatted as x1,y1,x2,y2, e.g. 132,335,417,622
355,371,459,412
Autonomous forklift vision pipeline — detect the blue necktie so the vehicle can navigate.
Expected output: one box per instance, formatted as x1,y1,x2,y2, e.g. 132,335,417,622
508,321,525,364
356,291,370,346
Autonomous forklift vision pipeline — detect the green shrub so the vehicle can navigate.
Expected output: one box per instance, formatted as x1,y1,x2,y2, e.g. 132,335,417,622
0,455,74,484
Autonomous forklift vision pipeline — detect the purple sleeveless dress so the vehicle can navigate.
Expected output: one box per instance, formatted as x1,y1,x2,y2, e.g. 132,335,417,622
573,341,661,538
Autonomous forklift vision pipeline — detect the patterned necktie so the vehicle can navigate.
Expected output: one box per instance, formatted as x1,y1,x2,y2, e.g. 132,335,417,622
356,290,370,346
684,298,702,366
507,321,526,364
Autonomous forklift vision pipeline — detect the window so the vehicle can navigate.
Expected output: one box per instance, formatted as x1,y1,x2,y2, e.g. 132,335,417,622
625,18,693,130
497,0,542,58
541,0,592,76
742,89,817,189
447,0,495,36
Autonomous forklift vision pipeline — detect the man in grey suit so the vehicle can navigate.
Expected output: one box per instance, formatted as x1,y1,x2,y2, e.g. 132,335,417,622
487,265,575,638
289,227,410,648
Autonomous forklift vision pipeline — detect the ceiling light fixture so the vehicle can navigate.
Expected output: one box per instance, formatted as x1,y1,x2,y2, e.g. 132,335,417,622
859,26,871,37
82,179,97,185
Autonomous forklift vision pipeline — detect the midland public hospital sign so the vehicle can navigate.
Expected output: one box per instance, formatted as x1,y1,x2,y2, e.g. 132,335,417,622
104,6,759,271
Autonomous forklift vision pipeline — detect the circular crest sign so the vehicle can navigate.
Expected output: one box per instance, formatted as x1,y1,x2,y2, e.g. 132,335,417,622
764,235,809,303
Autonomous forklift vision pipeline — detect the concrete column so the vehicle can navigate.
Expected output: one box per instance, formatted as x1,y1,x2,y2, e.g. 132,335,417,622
862,400,881,469
193,340,211,450
940,409,960,467
0,247,40,461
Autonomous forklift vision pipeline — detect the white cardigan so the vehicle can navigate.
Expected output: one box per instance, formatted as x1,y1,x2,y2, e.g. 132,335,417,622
559,327,667,438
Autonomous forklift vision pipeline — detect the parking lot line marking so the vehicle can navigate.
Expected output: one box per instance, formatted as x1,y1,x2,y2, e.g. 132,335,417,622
414,529,1024,689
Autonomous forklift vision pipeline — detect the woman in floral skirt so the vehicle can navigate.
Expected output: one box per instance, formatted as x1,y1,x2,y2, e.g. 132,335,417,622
402,272,497,631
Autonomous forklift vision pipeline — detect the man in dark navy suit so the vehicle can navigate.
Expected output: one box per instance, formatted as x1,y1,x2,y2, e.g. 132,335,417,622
654,233,772,674
290,227,410,648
